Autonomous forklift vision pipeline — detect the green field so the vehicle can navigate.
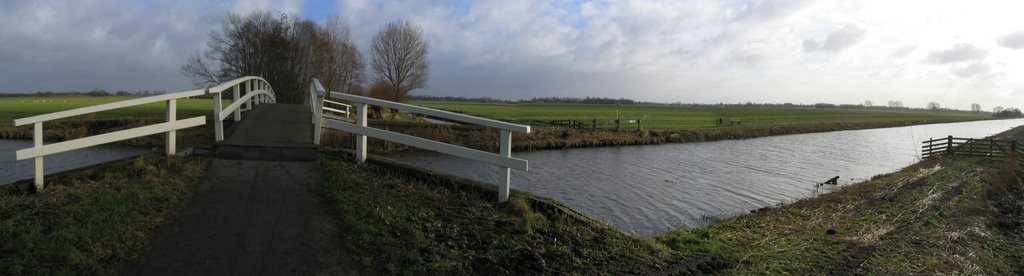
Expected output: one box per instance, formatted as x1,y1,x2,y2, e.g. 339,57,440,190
0,96,219,123
411,101,990,130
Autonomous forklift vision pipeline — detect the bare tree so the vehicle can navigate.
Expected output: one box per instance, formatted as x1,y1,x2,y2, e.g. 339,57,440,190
926,102,941,111
970,103,982,114
864,100,872,108
181,11,364,104
370,21,429,103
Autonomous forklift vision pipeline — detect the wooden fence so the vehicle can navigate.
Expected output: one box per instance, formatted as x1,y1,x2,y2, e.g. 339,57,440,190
922,135,1023,162
549,119,642,131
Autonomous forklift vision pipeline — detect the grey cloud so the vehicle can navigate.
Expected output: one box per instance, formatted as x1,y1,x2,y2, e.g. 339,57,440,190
922,44,987,64
889,45,916,59
951,62,991,78
802,25,867,53
0,0,225,92
997,30,1024,50
730,0,810,23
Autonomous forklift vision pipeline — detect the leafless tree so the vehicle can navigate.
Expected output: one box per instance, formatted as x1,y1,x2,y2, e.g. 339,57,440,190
181,11,365,104
926,102,941,111
370,21,429,103
970,103,981,114
864,100,872,108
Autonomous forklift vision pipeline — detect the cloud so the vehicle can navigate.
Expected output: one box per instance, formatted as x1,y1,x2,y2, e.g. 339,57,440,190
889,45,916,59
951,62,991,78
922,44,988,64
727,0,810,23
802,24,867,53
0,0,226,92
996,30,1024,50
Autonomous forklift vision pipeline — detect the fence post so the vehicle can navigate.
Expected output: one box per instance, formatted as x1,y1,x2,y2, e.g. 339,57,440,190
616,119,621,131
499,130,512,202
637,119,642,132
166,99,176,156
355,103,368,163
245,80,252,111
313,91,324,145
233,85,241,121
33,122,43,191
214,92,224,141
592,119,596,131
947,135,953,155
968,138,973,156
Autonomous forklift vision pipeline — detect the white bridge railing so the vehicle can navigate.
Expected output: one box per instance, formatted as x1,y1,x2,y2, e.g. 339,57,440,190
13,76,274,191
308,79,530,202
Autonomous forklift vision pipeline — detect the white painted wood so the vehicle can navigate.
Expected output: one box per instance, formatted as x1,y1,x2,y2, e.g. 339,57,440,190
214,94,224,141
355,103,367,163
14,89,205,126
322,107,349,114
233,85,241,121
166,99,176,156
219,90,273,121
323,99,352,107
17,117,206,160
498,130,512,202
33,123,42,190
313,93,324,145
329,91,530,133
326,119,528,171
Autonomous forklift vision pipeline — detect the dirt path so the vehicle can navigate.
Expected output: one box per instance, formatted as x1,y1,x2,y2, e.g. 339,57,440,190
121,158,356,275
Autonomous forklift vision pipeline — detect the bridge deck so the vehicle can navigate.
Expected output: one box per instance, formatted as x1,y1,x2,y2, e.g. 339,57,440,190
221,104,315,148
214,104,318,161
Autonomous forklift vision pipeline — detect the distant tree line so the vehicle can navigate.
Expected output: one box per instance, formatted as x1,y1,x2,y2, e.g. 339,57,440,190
992,107,1023,118
0,89,167,97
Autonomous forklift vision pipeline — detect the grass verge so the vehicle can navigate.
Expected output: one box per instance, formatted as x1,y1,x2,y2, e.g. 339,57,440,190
0,154,210,274
655,154,1024,274
319,152,722,274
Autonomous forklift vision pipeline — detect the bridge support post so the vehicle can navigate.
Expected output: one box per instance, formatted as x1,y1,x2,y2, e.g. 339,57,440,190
33,122,43,191
214,93,224,141
313,91,324,145
355,103,367,163
233,85,241,121
245,80,252,111
166,99,176,156
498,130,512,202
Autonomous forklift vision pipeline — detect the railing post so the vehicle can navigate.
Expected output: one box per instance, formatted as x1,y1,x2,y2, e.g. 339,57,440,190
233,85,241,121
947,135,953,155
166,99,176,156
313,91,324,145
245,80,253,111
498,130,512,202
214,93,224,141
33,122,43,191
355,103,368,163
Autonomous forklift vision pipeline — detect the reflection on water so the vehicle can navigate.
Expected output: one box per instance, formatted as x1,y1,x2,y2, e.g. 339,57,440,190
1,139,150,185
390,119,1024,236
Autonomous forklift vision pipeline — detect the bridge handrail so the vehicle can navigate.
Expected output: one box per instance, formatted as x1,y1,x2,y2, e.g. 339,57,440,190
327,92,530,133
309,78,530,202
13,76,274,191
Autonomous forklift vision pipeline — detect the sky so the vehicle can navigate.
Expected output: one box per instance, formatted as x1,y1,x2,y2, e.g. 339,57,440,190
1,0,1024,110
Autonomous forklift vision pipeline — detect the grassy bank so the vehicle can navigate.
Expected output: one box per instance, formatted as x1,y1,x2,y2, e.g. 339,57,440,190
320,124,1024,274
656,143,1024,272
412,101,990,130
0,155,209,274
319,152,722,274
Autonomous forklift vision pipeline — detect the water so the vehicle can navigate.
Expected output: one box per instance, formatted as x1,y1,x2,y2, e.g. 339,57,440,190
1,139,150,185
389,119,1024,236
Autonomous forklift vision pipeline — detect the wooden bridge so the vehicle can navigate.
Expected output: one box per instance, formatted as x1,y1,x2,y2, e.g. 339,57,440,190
10,76,532,274
12,76,530,202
